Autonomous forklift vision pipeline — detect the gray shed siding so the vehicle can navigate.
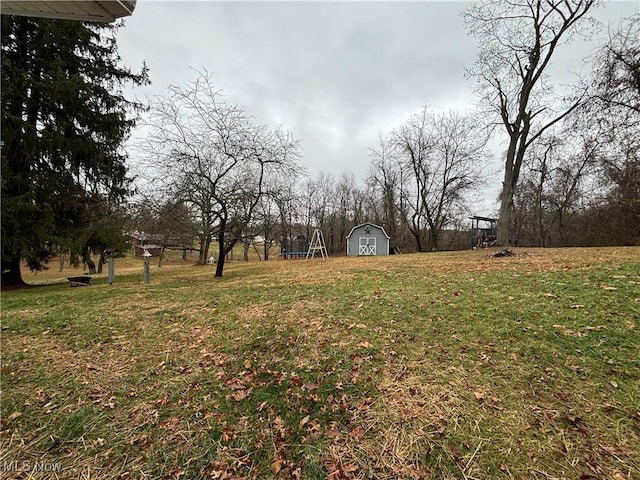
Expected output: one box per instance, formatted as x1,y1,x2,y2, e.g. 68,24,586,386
346,223,390,256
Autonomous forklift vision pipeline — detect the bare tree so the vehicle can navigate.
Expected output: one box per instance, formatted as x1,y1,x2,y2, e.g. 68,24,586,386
299,172,335,248
253,193,278,261
142,71,300,277
367,133,413,249
394,107,486,251
595,127,640,244
590,15,640,118
394,107,433,251
517,131,597,246
271,179,300,257
581,16,640,245
464,0,598,245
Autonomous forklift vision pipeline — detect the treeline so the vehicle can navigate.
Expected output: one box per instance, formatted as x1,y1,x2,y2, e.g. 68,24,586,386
3,5,638,285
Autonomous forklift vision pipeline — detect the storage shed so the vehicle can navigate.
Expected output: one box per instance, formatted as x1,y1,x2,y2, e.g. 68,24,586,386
346,223,390,256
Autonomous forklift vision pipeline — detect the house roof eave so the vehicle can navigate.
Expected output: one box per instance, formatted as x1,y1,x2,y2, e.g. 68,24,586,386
1,0,136,23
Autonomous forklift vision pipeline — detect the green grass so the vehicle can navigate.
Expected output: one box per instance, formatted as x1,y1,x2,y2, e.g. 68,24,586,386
1,247,639,479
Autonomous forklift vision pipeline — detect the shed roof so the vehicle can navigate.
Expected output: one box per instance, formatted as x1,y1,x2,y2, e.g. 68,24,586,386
346,223,390,239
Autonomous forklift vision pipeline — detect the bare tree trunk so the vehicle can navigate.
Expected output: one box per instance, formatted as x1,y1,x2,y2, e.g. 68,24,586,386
198,235,211,265
410,215,424,252
428,228,439,252
497,177,516,246
215,222,227,277
97,251,105,274
242,239,251,261
1,254,25,288
83,250,96,274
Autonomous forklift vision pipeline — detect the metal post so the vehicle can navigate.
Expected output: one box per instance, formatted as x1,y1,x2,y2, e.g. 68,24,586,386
144,260,150,284
108,255,115,285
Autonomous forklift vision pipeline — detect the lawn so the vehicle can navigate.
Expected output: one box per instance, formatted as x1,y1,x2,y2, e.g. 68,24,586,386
1,247,638,479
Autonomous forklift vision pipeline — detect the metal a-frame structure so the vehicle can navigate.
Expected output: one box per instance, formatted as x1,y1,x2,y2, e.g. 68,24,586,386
306,229,328,260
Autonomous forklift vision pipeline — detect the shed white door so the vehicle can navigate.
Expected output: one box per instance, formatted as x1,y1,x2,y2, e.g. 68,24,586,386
359,237,376,255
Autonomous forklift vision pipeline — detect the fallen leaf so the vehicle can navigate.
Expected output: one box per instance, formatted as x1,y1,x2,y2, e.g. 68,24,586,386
167,466,185,479
271,459,283,475
5,411,22,422
601,444,635,456
232,388,251,401
161,417,180,429
299,415,310,429
303,383,319,391
473,391,485,401
344,464,359,473
566,414,581,425
570,304,585,309
357,341,373,348
610,381,619,388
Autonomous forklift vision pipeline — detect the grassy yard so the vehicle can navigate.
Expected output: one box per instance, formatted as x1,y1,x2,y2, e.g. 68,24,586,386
1,247,638,479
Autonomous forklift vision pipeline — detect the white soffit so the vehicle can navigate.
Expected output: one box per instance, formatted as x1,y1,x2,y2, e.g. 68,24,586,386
0,1,136,23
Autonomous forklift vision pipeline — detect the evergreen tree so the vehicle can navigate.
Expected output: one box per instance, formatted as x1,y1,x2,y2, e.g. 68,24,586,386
1,15,149,287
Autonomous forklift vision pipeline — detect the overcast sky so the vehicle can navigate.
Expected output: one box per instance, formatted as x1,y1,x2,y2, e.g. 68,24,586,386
117,0,639,214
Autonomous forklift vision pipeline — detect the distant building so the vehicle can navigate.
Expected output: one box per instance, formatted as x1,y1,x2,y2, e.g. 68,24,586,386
346,223,390,256
469,216,498,248
134,245,162,257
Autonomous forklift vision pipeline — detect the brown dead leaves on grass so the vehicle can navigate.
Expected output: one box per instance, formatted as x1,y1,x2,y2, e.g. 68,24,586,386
2,334,134,384
339,370,465,479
